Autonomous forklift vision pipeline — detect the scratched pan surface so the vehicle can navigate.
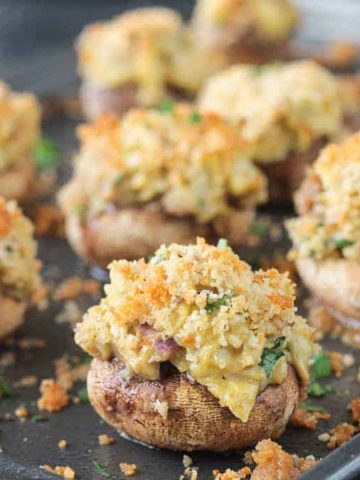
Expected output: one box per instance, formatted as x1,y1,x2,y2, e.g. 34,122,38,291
0,1,360,479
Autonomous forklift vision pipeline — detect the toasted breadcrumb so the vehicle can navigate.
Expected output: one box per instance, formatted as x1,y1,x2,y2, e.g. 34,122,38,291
179,467,198,480
319,42,360,70
98,434,115,446
291,408,330,430
41,465,76,479
349,398,360,424
318,432,331,442
15,406,29,419
58,439,68,449
53,277,100,301
37,379,69,412
33,204,64,237
213,467,251,479
328,352,346,377
55,301,82,326
119,463,137,476
327,423,357,449
250,439,316,480
14,375,38,388
0,351,15,368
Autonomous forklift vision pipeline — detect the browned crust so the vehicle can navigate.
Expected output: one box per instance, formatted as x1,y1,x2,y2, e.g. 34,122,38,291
260,138,326,205
0,295,26,341
296,258,360,321
88,358,300,451
0,158,54,203
64,205,254,267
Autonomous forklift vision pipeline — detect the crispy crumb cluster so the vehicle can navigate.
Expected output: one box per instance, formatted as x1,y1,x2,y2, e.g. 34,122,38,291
0,82,40,172
287,133,360,261
77,8,223,104
198,61,344,164
59,105,267,224
0,197,42,300
192,0,298,45
76,238,317,422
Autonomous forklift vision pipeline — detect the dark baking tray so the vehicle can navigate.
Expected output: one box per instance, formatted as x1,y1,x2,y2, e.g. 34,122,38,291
0,1,360,479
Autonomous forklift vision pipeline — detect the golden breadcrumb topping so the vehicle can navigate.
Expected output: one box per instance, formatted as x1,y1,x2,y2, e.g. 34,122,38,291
287,133,360,261
77,8,223,104
37,379,69,412
192,0,298,45
75,238,317,422
0,82,40,172
0,197,42,300
59,105,267,224
198,61,344,164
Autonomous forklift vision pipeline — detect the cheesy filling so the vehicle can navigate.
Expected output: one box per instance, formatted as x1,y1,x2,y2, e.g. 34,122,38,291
288,133,360,261
0,82,40,172
0,197,42,300
192,0,298,44
198,61,344,164
77,8,224,105
75,238,317,422
58,105,267,224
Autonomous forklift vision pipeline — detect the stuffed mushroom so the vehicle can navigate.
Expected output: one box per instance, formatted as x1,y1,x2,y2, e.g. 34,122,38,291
58,104,267,267
287,133,360,329
77,8,224,120
191,0,298,64
198,61,356,203
0,82,56,202
0,197,42,340
75,238,318,451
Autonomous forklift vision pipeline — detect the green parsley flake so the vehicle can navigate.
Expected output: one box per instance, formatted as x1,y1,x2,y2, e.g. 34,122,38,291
250,221,270,236
0,377,12,398
156,99,175,114
93,461,112,478
189,111,202,124
311,352,332,380
260,337,286,377
334,238,354,250
205,294,232,314
217,238,228,249
300,401,325,413
34,138,62,171
78,387,89,403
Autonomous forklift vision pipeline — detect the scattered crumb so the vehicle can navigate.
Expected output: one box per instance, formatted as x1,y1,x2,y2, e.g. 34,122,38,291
328,351,354,377
41,465,76,479
342,354,355,368
54,355,90,392
318,432,331,443
98,434,115,446
55,301,83,326
179,467,198,480
14,375,38,388
58,439,68,449
291,408,330,430
153,399,169,420
318,41,360,69
119,463,137,476
0,351,15,368
250,439,316,480
182,455,193,468
15,406,29,419
17,337,45,349
349,398,360,424
327,423,357,449
32,204,64,237
212,467,251,479
37,379,69,412
53,277,100,301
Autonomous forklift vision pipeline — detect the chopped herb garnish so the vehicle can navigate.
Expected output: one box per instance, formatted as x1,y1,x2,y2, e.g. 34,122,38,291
154,253,165,264
260,336,286,377
34,138,62,171
78,387,89,403
113,173,125,185
205,294,232,314
217,238,228,249
311,352,332,380
156,99,175,114
308,381,334,398
251,221,270,236
300,401,325,413
31,414,49,423
189,111,202,124
0,378,12,398
93,461,112,478
334,238,354,250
